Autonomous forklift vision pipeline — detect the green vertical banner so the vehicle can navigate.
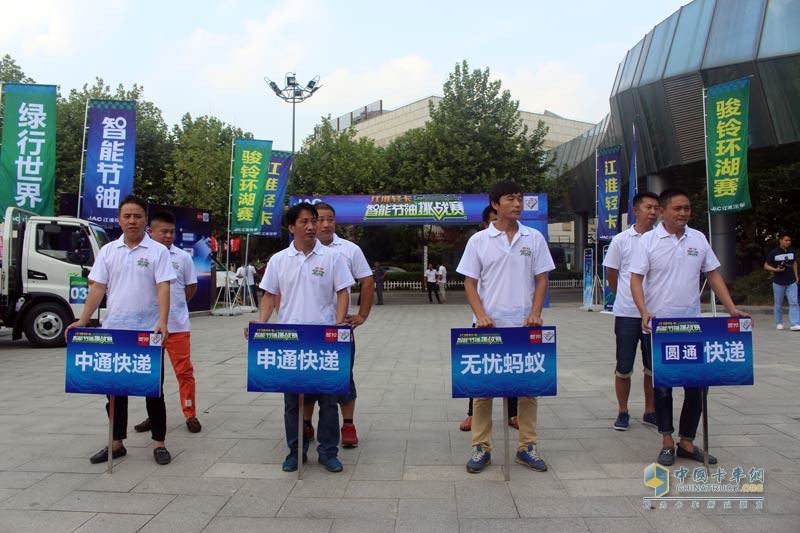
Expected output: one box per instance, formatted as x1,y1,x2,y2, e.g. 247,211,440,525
231,139,273,234
705,78,751,213
0,83,57,221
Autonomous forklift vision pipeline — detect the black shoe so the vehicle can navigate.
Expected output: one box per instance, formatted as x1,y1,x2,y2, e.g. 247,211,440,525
657,446,675,466
153,447,171,465
677,445,717,464
90,446,126,464
185,417,202,433
134,418,152,433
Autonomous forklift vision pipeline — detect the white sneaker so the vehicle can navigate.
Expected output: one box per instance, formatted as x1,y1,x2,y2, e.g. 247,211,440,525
791,325,800,331
777,324,784,330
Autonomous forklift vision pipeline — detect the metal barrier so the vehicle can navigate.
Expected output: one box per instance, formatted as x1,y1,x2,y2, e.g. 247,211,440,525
383,279,581,291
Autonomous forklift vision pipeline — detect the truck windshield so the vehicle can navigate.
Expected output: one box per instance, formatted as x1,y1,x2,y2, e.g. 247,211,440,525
90,224,111,249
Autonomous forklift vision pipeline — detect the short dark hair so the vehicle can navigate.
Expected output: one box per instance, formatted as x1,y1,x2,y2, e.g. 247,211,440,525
315,202,335,215
119,194,148,215
481,204,497,224
489,181,523,205
778,231,792,240
632,191,659,208
286,202,318,226
658,187,690,208
150,210,176,226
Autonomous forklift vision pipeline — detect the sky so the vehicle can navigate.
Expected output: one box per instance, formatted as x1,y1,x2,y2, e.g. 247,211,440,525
1,0,689,151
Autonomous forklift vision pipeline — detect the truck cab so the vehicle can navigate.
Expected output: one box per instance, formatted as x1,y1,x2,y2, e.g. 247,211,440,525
1,207,111,347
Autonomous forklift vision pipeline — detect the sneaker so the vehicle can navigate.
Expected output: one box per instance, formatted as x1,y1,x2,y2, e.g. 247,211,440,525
185,417,202,433
341,423,359,448
305,423,315,442
515,444,548,471
466,444,491,473
642,412,657,428
281,452,308,472
777,324,784,330
613,412,630,431
319,456,343,473
791,325,800,331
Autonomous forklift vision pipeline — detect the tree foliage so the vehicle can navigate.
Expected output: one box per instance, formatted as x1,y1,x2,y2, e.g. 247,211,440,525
0,54,36,139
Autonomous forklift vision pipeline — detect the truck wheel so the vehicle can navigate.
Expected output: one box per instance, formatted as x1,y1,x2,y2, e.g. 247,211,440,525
24,303,70,348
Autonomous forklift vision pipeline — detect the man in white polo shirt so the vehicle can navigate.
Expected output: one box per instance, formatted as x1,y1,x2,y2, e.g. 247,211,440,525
438,263,448,303
67,195,175,466
134,211,202,435
457,181,555,474
603,191,659,431
629,187,747,467
302,202,374,449
257,202,354,473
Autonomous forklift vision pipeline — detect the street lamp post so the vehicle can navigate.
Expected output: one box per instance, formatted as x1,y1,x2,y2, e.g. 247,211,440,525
264,72,321,153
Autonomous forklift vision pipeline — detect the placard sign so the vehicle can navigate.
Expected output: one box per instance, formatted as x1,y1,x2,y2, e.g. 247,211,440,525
651,317,754,387
451,326,557,398
247,323,352,394
66,328,163,397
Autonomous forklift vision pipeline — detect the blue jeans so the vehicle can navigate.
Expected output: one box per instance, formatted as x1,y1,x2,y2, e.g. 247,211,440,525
773,282,800,326
337,337,357,405
284,393,339,459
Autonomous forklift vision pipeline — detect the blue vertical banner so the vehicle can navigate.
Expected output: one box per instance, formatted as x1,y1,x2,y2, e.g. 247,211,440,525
627,124,637,228
81,100,137,226
582,248,594,307
602,245,614,311
258,150,293,237
651,317,754,387
597,145,621,240
451,327,557,398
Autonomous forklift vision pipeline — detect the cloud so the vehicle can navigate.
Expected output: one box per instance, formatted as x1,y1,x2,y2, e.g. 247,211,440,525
497,62,607,123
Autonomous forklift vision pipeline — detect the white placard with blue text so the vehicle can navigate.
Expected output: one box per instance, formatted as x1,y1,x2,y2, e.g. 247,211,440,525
651,317,754,387
247,323,352,394
66,328,163,397
451,327,557,398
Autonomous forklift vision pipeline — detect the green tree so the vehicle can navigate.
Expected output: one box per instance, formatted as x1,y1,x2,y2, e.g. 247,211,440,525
291,116,387,195
0,54,36,139
166,113,249,233
55,78,173,207
423,60,553,194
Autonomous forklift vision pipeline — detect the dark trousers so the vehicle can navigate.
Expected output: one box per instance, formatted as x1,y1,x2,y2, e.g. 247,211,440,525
426,282,441,302
468,397,517,417
375,282,384,305
106,362,167,442
286,393,339,459
654,386,705,440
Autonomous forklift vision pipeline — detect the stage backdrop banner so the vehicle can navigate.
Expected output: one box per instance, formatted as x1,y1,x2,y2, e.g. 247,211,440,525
651,316,754,388
289,193,548,230
66,328,163,397
231,139,273,234
451,326,557,398
258,150,292,237
81,100,137,226
596,145,621,241
0,83,57,221
705,77,751,213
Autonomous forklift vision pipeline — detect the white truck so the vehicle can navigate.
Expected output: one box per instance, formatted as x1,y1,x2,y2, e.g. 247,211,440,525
1,207,111,347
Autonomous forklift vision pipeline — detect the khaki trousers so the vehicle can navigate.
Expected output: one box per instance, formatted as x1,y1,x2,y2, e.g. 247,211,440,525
471,396,538,452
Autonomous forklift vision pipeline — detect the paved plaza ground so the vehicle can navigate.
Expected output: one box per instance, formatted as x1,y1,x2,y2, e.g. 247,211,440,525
0,291,798,532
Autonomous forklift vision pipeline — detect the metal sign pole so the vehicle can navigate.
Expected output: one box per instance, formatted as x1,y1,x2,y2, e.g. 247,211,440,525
503,397,510,481
297,393,304,480
702,388,710,472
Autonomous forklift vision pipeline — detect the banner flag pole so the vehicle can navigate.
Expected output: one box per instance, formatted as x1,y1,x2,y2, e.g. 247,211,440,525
76,99,89,218
702,86,718,317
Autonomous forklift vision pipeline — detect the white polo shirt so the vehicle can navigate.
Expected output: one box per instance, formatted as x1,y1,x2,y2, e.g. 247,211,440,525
628,224,720,317
326,233,372,312
90,233,176,330
260,239,354,324
167,245,197,333
425,269,438,283
602,225,651,318
438,265,447,283
457,221,555,327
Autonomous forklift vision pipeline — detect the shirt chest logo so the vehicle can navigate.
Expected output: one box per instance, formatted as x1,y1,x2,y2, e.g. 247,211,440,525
172,261,180,271
311,266,325,277
136,258,150,268
519,246,532,257
686,247,699,257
